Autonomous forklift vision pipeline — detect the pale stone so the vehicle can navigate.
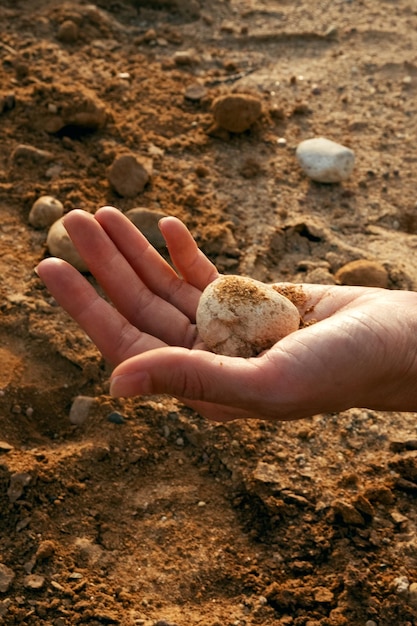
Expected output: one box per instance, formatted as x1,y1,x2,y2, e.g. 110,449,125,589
29,195,64,229
296,137,355,182
69,396,97,425
196,275,300,357
46,216,88,272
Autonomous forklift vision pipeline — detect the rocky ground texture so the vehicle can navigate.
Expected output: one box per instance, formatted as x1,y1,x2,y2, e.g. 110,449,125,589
1,1,417,625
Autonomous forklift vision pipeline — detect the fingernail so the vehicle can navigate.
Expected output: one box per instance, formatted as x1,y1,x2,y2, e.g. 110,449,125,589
110,372,151,397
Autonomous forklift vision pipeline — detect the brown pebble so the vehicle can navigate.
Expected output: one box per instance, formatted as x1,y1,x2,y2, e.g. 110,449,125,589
107,154,152,198
335,259,389,288
57,20,79,43
124,208,168,250
35,540,56,562
23,574,45,590
212,93,262,133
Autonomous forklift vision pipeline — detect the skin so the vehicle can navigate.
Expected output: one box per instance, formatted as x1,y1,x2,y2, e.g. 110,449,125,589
36,206,417,422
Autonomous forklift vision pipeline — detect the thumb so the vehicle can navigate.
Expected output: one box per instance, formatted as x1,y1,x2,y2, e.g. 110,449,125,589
109,347,263,408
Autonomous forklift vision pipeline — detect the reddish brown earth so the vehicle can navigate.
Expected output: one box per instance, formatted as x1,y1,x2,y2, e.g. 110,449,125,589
2,1,417,624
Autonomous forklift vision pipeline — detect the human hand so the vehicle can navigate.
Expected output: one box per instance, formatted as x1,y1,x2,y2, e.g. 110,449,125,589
36,206,417,421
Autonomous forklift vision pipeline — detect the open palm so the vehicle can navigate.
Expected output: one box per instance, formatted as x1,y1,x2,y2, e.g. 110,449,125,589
37,206,417,421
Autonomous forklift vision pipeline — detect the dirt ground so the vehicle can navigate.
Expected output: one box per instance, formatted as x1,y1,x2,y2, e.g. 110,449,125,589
1,0,417,624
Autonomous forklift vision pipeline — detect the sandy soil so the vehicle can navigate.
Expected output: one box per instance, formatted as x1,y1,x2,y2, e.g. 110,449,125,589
1,1,417,624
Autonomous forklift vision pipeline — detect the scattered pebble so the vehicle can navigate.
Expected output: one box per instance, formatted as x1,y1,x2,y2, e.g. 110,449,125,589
408,582,417,607
211,93,262,133
29,195,64,229
35,540,56,562
11,144,54,165
107,411,125,425
296,137,355,182
394,574,410,595
331,499,364,525
107,154,152,197
69,395,97,425
0,441,13,454
335,259,389,288
0,564,15,593
124,208,168,250
57,20,79,44
23,574,45,591
173,49,200,66
47,216,88,272
184,83,207,101
7,472,32,503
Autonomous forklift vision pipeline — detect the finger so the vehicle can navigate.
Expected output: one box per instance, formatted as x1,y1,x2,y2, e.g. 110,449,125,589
108,346,309,420
159,216,219,291
36,257,167,365
94,207,202,320
62,209,196,348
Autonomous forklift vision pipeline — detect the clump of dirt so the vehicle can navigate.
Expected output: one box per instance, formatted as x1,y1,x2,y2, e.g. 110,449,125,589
2,1,417,624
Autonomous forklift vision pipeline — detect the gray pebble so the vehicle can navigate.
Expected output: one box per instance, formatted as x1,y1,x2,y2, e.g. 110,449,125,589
69,395,97,425
107,411,125,425
0,564,15,593
46,216,88,272
29,195,64,229
296,137,355,182
7,472,31,503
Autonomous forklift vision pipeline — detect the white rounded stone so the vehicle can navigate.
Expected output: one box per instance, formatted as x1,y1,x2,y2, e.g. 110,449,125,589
196,275,300,358
46,216,88,272
29,195,64,229
296,137,355,182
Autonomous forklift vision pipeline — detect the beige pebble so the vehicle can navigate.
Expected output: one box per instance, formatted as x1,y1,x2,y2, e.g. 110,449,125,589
196,275,300,357
11,144,54,164
409,582,417,607
23,574,45,591
29,195,64,229
335,259,389,288
69,395,97,425
212,93,262,133
107,154,152,198
46,216,88,272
